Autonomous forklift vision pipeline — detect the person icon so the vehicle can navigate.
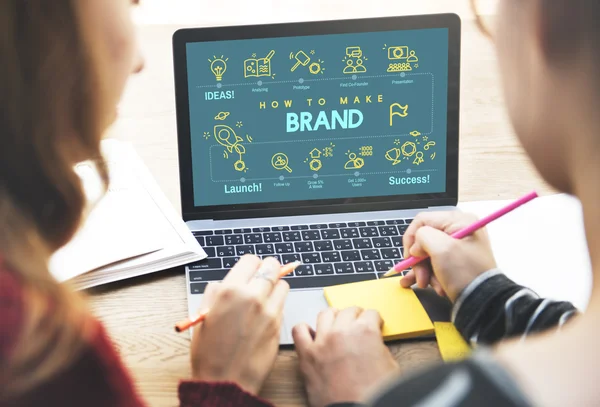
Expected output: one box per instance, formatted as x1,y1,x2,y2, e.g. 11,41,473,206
343,59,356,74
354,58,366,73
344,152,365,169
407,50,419,63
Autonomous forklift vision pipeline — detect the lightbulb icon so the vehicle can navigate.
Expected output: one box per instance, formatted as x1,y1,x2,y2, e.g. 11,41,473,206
209,55,228,81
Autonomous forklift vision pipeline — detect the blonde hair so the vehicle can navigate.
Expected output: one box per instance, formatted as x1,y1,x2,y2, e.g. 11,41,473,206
0,0,109,399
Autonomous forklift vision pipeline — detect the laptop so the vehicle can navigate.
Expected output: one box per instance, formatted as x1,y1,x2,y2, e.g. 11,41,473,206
173,14,461,344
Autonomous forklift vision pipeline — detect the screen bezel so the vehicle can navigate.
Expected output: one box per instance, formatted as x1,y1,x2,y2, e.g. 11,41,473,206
173,14,461,221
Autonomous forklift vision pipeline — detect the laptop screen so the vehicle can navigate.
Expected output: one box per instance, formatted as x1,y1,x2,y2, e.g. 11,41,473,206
185,27,449,208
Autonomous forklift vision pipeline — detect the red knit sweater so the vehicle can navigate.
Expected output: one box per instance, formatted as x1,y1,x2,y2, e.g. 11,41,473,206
0,261,273,407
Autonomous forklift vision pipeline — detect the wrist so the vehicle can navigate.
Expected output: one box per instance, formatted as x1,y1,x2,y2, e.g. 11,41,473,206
451,268,504,322
444,268,499,303
446,277,476,302
191,369,261,396
179,381,271,407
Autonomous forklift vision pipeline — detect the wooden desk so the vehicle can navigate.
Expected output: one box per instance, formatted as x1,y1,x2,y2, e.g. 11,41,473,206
90,18,553,407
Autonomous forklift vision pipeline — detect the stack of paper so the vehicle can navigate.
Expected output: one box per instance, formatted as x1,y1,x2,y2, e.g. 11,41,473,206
49,139,206,290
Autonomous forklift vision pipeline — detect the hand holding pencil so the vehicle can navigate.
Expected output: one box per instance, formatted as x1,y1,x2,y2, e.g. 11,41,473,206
395,209,498,301
386,191,537,301
185,255,298,396
175,259,300,332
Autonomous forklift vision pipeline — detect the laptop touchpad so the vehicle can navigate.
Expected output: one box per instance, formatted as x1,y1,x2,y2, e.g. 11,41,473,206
280,289,329,344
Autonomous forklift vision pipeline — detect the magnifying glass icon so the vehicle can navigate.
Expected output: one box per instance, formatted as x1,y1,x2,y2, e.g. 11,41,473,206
271,153,292,173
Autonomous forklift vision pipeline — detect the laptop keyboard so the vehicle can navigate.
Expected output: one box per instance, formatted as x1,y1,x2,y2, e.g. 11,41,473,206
188,219,413,294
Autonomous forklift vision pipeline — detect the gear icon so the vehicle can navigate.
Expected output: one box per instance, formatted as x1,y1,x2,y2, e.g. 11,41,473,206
309,62,322,74
401,141,417,157
309,159,322,171
234,160,246,172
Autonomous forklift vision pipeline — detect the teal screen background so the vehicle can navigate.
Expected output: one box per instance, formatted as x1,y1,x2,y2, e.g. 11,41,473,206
187,28,449,207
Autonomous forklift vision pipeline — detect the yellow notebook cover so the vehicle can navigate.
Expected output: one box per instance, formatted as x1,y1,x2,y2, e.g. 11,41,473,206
323,277,434,341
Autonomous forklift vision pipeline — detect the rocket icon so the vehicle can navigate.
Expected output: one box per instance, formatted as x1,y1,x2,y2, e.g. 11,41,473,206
214,124,244,153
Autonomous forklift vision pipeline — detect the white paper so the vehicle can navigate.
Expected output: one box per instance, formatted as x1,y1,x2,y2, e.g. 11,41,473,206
50,150,165,282
50,139,206,286
458,194,592,310
70,140,207,289
59,139,206,290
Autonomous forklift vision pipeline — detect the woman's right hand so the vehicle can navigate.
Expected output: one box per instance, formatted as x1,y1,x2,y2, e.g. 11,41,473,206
400,211,497,302
190,255,289,395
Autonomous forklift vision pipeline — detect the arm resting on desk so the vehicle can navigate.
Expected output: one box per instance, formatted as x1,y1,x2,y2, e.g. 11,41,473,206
452,269,578,345
355,270,578,407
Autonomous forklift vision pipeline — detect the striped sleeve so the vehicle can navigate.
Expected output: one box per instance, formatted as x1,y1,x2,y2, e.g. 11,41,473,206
369,349,533,407
452,269,578,345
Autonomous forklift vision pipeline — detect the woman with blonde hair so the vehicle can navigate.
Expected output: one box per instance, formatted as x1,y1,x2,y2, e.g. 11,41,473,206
1,1,292,405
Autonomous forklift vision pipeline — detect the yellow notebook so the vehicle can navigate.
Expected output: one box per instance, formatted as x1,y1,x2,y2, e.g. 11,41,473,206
323,277,434,341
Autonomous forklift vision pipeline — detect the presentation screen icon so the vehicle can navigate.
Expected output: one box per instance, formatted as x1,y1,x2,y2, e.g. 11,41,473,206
383,44,419,72
388,46,409,60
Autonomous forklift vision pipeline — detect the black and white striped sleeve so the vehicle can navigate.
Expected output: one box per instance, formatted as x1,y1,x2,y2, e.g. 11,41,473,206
452,269,578,345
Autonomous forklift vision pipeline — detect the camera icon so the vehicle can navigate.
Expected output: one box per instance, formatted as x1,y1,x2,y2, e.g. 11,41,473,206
388,46,409,60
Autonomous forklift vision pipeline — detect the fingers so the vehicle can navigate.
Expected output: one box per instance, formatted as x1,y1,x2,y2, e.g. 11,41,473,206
413,263,431,289
199,282,221,310
358,309,384,330
292,323,315,354
403,212,451,257
400,270,416,288
430,275,447,297
264,279,290,317
247,257,282,299
316,307,337,335
400,267,446,296
413,226,456,258
222,254,261,286
333,306,362,328
403,211,477,257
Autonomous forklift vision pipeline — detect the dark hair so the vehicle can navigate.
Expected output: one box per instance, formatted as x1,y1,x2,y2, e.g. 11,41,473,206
0,0,108,398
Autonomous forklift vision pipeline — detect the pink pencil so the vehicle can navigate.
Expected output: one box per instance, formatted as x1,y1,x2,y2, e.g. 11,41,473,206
383,191,539,277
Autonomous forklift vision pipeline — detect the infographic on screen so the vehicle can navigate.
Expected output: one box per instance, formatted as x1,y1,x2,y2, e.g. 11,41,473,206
187,28,449,207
